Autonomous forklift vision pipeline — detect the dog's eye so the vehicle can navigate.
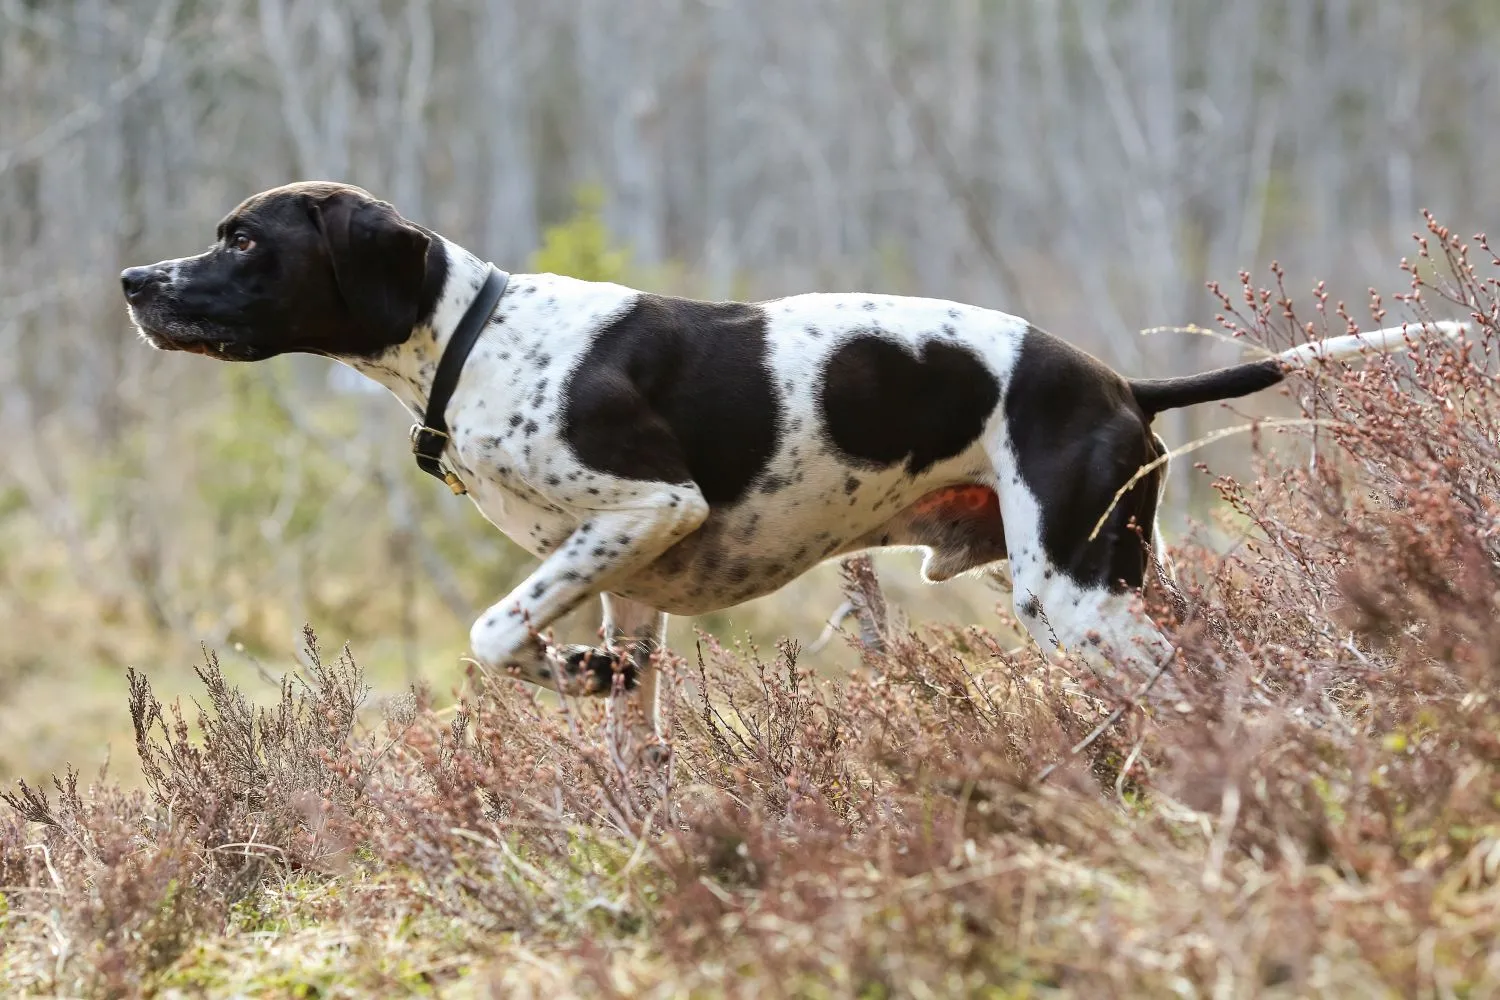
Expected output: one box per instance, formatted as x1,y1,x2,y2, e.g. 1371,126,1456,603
230,233,255,252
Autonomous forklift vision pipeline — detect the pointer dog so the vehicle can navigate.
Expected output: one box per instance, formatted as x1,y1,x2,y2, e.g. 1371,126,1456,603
121,182,1463,738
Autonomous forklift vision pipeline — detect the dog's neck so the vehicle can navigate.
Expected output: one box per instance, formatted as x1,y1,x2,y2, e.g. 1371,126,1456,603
340,239,504,420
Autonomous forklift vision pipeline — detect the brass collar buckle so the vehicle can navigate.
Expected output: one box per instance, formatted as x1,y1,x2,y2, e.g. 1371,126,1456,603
410,424,468,495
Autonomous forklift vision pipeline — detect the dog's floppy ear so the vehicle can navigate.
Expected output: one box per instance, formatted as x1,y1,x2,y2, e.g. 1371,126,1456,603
311,189,430,350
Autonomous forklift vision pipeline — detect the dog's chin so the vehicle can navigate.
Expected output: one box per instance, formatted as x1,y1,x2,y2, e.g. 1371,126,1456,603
141,332,268,362
130,316,268,362
176,339,272,362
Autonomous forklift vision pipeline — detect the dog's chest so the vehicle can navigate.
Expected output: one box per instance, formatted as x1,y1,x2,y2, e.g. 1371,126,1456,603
439,408,574,557
443,380,581,557
461,468,577,557
436,275,642,555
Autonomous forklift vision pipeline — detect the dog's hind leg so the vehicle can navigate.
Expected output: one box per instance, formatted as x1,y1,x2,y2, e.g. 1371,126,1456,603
544,594,669,740
606,594,668,734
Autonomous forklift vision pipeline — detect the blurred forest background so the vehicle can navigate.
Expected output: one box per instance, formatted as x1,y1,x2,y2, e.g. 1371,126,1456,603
1,0,1496,780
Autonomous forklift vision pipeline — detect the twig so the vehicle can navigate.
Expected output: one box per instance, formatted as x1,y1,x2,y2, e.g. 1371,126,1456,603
1202,783,1242,891
838,553,889,655
610,800,662,887
1036,653,1175,784
211,841,288,859
24,843,64,892
1088,418,1341,542
1115,736,1146,801
805,599,856,656
1139,323,1278,358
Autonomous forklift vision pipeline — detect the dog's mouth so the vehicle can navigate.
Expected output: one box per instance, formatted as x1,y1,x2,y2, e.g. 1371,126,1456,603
128,308,266,362
136,327,263,362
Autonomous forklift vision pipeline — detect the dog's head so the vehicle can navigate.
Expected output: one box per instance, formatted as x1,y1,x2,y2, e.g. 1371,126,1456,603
121,182,443,362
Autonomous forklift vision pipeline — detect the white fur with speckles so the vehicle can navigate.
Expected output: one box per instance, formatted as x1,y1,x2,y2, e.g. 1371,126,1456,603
341,243,1179,719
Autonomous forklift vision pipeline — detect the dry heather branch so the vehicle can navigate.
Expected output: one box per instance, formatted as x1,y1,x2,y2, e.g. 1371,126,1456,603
806,554,895,658
838,552,890,653
1088,417,1341,542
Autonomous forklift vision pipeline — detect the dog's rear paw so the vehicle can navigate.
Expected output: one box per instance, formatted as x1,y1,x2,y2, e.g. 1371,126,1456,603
548,644,637,695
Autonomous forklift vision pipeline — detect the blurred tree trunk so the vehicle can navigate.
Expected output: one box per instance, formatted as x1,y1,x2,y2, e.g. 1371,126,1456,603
475,0,538,265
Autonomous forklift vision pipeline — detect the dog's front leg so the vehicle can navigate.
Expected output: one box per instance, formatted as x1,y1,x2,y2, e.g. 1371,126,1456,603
538,596,671,743
539,594,671,757
468,492,705,703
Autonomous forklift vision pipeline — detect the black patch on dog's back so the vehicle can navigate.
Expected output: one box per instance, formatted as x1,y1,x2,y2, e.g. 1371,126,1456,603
1005,325,1158,590
562,295,781,504
819,334,999,475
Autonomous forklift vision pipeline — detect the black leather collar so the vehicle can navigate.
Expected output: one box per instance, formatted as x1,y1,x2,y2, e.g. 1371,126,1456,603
410,265,510,494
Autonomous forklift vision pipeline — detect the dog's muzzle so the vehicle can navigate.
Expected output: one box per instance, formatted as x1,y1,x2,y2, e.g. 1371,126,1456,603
120,265,232,356
120,265,171,306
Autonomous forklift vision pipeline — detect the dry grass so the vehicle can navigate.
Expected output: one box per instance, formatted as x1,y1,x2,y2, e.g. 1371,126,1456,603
4,218,1500,997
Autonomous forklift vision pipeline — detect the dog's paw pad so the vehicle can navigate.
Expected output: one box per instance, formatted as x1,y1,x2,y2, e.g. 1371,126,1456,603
548,644,636,694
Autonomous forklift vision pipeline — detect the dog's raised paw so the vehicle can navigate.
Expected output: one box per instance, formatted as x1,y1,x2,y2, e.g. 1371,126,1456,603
548,644,637,695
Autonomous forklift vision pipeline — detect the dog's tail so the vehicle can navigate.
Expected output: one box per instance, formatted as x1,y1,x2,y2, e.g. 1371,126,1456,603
1129,320,1468,416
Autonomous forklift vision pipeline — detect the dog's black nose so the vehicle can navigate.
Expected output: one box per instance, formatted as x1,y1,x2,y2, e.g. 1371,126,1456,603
120,266,160,303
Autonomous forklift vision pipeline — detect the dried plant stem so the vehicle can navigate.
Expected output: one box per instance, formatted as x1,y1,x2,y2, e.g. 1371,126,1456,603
1035,653,1176,784
1088,418,1341,542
